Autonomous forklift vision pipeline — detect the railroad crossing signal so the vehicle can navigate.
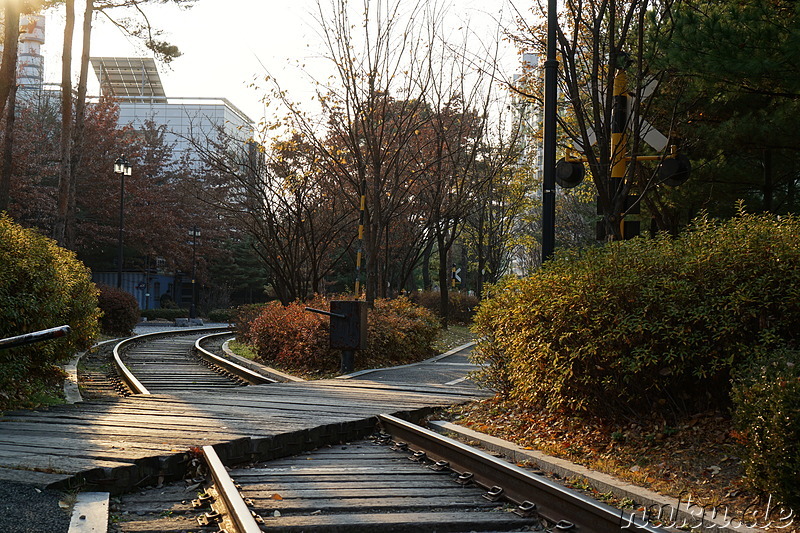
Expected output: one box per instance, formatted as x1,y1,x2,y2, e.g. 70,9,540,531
559,63,691,240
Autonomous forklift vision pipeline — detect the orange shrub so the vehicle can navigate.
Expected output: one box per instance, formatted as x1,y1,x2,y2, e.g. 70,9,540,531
238,295,440,375
365,297,440,367
240,296,336,375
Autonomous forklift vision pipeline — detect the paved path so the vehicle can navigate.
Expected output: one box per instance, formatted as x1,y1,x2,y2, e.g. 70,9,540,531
339,343,480,388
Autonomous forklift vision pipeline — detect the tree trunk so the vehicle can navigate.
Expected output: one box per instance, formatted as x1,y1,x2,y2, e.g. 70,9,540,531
476,205,486,299
0,2,20,122
763,149,773,213
67,0,94,248
436,230,449,329
421,238,433,291
53,0,75,246
0,2,20,212
0,75,17,213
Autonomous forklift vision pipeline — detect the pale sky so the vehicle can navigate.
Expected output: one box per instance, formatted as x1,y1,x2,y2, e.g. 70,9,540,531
41,0,519,125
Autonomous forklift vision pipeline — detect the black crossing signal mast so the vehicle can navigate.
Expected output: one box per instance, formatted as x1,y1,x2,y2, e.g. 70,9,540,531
548,54,691,243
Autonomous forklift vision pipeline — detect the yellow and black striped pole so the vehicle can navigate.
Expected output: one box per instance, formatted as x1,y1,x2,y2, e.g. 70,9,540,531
611,69,628,240
354,180,366,297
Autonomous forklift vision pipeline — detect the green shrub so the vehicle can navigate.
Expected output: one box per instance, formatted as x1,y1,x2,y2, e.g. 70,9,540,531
97,283,139,336
0,214,100,410
473,210,800,418
732,348,800,508
410,290,479,324
140,308,189,321
208,308,236,324
238,295,440,375
365,297,441,367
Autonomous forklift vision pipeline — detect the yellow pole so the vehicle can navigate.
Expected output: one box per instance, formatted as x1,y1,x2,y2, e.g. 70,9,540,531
611,70,628,240
354,190,365,296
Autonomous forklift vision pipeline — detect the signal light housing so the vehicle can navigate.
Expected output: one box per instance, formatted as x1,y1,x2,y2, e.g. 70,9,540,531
658,153,691,187
555,158,585,188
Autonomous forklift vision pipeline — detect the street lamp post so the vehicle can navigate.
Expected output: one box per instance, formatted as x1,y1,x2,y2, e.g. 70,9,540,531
189,226,200,319
114,156,132,288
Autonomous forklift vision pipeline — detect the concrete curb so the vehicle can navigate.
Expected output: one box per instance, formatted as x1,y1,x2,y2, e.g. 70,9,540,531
221,338,305,382
68,492,109,533
428,421,761,533
63,339,121,404
336,341,476,379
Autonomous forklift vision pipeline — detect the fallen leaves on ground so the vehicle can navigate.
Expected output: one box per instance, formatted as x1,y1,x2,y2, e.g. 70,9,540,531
444,397,794,530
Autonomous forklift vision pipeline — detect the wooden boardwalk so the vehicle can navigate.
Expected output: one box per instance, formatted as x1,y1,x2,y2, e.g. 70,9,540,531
0,379,483,493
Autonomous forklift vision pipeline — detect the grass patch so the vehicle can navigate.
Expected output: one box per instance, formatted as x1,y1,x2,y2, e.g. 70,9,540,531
227,340,257,360
433,325,474,353
14,383,67,410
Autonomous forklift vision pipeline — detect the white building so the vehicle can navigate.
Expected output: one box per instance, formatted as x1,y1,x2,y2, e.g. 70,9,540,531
90,57,254,164
513,52,543,176
0,13,49,105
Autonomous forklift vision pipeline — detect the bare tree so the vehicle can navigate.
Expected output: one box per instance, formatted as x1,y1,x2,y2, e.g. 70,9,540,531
513,0,680,241
189,129,354,304
53,0,195,246
414,14,509,324
260,0,440,303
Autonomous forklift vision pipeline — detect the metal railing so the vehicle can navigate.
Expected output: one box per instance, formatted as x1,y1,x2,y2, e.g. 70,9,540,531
0,325,71,350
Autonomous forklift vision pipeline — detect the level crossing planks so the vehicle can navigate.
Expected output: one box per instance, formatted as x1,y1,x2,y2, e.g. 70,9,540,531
0,379,483,493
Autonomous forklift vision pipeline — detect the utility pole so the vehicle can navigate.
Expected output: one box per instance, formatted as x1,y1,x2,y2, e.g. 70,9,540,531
541,0,558,262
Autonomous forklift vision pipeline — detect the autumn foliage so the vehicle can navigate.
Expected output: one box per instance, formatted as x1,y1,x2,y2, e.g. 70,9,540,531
237,295,440,375
0,214,100,410
473,210,800,417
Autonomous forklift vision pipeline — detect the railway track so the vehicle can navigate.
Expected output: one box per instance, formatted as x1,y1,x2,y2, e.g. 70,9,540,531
111,415,670,533
113,329,276,395
104,331,667,532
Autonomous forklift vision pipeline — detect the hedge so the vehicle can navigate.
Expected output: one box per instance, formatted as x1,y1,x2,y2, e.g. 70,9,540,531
97,283,140,336
732,348,800,508
0,214,100,410
472,210,800,506
237,295,440,375
472,210,800,418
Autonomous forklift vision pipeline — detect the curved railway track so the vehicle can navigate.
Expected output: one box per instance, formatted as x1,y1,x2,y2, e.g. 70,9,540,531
105,331,668,532
113,328,275,395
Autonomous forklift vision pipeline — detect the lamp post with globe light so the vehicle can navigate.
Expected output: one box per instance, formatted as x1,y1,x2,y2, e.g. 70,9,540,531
189,226,201,319
114,156,132,288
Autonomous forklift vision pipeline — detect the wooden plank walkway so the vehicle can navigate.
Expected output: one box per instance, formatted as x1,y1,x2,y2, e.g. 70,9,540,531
0,379,484,493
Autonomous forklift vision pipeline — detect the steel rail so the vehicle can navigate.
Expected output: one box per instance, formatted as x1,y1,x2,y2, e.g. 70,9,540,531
195,332,277,385
378,414,669,533
113,327,230,395
202,445,262,533
113,337,150,395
